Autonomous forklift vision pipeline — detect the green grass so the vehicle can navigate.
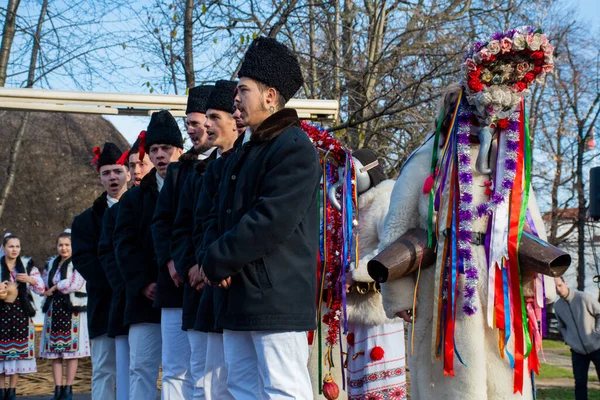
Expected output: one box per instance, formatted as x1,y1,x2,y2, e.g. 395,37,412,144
539,362,599,381
538,387,600,399
539,362,574,380
542,339,568,349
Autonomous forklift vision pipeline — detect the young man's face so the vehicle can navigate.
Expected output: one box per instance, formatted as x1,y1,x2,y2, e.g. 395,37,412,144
204,109,238,152
554,278,569,298
232,107,247,135
234,77,273,131
128,152,153,186
148,144,182,178
99,164,130,198
186,112,210,152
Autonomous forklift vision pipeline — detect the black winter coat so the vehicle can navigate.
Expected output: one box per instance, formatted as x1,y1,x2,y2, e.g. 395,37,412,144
71,192,112,339
151,152,202,308
201,109,320,331
171,150,217,330
114,171,161,325
98,203,128,337
192,153,232,333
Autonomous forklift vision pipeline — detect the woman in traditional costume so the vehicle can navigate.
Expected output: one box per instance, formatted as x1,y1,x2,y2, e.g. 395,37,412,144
0,233,45,400
40,229,89,400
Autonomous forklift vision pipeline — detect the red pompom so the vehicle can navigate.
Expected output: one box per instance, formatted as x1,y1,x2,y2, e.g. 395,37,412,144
496,119,509,130
422,173,435,194
347,332,355,347
370,346,385,361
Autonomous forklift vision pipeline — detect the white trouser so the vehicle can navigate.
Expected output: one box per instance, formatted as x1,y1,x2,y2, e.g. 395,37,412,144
91,334,116,400
160,308,193,400
129,323,161,400
205,332,234,399
223,330,312,400
115,335,130,400
187,330,207,399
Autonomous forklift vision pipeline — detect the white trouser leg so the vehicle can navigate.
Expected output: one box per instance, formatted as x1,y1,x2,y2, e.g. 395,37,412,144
252,330,312,400
223,330,260,399
161,308,193,400
187,330,207,400
129,323,161,400
205,332,234,400
91,334,116,400
115,335,130,400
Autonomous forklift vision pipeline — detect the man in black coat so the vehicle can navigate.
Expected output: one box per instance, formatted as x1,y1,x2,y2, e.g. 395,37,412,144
150,85,213,400
199,37,320,399
171,79,241,399
72,142,130,400
114,110,183,400
97,133,149,400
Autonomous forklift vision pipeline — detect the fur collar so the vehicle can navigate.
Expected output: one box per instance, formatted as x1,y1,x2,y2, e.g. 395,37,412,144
250,108,300,144
140,168,158,190
179,148,201,163
92,192,108,216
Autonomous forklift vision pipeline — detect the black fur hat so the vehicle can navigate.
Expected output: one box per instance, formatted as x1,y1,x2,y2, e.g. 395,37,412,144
238,37,303,102
186,85,213,114
92,142,123,171
205,80,237,114
145,110,183,152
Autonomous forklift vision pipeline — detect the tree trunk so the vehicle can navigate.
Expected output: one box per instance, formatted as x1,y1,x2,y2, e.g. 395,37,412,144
183,0,195,88
0,0,47,221
576,132,586,291
0,0,22,86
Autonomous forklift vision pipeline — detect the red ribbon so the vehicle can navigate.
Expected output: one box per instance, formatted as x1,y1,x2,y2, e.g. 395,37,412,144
494,264,505,331
138,130,147,162
507,103,526,394
90,146,101,171
116,150,130,166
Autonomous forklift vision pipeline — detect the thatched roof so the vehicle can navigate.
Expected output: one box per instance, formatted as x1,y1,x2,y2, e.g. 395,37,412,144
0,111,130,267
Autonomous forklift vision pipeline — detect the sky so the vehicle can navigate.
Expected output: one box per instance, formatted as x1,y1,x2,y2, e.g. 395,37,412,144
102,0,600,145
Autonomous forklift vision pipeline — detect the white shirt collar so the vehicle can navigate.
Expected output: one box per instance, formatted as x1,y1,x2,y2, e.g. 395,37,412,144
242,128,252,145
156,171,165,192
107,195,119,208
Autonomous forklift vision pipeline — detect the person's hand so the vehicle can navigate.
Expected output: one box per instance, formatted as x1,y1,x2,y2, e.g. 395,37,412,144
167,260,183,287
396,309,413,323
189,265,206,291
16,273,30,283
44,286,57,297
215,277,232,289
0,281,7,292
142,283,157,301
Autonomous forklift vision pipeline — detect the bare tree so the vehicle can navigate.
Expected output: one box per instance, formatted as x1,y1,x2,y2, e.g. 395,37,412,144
0,0,21,86
0,0,47,221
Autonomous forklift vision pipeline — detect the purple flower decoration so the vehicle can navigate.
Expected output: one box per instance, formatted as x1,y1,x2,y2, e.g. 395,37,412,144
459,230,472,242
465,267,479,280
459,172,473,184
463,304,477,316
502,179,513,189
465,285,476,298
461,192,473,203
505,158,517,171
459,209,473,221
506,140,519,151
459,153,470,165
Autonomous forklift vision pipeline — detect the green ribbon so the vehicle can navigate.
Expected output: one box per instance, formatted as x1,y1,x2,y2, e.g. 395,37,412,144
517,102,533,357
427,111,445,247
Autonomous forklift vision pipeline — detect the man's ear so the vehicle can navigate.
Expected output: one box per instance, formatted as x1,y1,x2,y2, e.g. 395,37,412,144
265,87,278,107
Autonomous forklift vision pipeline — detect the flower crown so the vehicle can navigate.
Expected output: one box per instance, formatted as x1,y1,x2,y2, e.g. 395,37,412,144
462,27,554,126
